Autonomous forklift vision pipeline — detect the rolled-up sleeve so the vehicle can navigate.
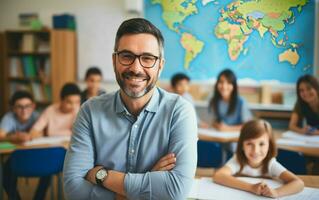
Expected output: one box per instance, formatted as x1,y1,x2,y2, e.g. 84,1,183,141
124,100,198,200
63,104,115,200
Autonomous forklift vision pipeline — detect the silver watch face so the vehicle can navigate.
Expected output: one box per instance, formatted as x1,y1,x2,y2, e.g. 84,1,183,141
96,169,107,179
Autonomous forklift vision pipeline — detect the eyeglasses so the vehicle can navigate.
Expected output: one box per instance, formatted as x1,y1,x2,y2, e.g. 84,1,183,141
114,51,160,68
14,104,33,110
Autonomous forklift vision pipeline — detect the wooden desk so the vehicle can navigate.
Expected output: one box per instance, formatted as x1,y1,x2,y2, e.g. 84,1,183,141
0,141,69,200
198,133,238,143
199,130,319,158
274,131,319,158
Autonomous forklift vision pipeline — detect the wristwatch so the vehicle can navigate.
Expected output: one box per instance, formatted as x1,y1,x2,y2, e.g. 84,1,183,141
95,167,108,185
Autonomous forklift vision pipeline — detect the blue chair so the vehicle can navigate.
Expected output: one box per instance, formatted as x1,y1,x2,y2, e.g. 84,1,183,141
277,149,307,175
10,147,66,200
197,141,223,168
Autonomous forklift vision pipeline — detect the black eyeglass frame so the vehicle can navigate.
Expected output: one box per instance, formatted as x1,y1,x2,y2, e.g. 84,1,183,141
113,51,160,68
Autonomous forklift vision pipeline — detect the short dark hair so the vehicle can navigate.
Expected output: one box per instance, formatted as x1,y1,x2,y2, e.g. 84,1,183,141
10,90,34,106
114,18,164,57
85,67,103,80
60,83,81,100
171,73,190,88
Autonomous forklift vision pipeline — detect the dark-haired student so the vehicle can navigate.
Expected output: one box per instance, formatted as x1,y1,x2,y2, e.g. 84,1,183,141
171,72,209,128
0,90,38,143
81,66,106,104
209,69,252,132
209,69,253,156
289,74,319,174
27,83,81,200
30,82,81,138
0,91,40,200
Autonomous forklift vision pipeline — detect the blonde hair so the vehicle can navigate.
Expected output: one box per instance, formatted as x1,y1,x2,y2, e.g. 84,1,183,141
236,119,277,175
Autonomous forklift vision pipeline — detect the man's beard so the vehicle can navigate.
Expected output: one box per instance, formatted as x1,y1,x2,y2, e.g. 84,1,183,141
115,70,158,98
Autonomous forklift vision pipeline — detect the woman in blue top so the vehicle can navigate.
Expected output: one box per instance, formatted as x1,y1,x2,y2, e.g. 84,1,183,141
209,69,252,131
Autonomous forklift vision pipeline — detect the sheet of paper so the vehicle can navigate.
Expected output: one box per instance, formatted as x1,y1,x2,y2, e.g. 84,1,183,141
277,138,319,148
282,131,319,143
198,128,239,139
23,136,70,146
188,177,319,200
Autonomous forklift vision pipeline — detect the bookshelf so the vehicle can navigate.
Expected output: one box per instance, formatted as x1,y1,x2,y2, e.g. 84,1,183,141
0,30,77,115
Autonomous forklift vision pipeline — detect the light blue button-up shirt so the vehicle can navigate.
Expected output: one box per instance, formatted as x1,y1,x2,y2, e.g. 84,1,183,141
63,87,198,200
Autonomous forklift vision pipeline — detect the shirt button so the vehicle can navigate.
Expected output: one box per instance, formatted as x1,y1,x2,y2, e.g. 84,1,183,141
134,125,138,128
131,149,135,154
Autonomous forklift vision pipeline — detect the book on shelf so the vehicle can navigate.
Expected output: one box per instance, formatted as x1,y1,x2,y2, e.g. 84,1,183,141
44,84,52,102
21,56,37,78
21,34,35,52
37,40,50,53
9,57,24,77
10,82,32,97
31,82,44,102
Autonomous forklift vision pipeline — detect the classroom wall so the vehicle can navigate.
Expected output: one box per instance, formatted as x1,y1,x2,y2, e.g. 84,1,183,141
0,0,141,82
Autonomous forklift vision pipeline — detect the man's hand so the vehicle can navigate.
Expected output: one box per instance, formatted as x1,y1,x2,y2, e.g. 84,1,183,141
152,153,176,171
85,165,104,184
213,122,230,131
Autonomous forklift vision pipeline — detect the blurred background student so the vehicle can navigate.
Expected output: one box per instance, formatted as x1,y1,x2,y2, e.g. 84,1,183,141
171,72,209,128
0,91,38,143
81,66,106,104
209,69,252,132
289,74,319,135
30,82,81,138
289,74,319,174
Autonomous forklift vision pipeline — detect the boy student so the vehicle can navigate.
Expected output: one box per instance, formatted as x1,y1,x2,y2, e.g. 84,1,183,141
0,90,38,143
171,73,209,128
23,83,81,200
81,66,106,104
30,82,81,138
0,90,41,200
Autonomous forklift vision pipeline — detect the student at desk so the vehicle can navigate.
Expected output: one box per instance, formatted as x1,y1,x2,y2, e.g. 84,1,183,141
289,74,319,174
214,120,304,198
209,69,252,131
171,73,209,128
0,91,38,143
27,83,81,200
81,66,106,104
30,83,81,138
289,74,319,135
209,69,252,154
0,91,41,200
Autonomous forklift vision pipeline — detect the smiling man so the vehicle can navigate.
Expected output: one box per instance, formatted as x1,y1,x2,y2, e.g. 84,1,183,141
63,18,198,200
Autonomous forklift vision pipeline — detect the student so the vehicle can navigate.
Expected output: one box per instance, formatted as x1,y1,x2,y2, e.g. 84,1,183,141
30,82,81,138
23,83,81,200
1,91,40,200
214,120,304,198
289,74,319,135
81,67,106,104
0,90,38,143
209,69,252,131
171,73,209,128
171,73,193,103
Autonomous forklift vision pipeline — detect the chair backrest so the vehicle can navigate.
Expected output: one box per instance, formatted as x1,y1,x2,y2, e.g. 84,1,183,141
197,141,223,168
10,147,66,177
277,149,307,175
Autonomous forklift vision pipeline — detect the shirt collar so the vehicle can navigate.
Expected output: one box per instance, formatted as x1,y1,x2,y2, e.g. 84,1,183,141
115,88,160,115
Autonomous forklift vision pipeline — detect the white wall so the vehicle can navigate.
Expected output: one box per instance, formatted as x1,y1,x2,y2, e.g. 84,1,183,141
0,0,141,82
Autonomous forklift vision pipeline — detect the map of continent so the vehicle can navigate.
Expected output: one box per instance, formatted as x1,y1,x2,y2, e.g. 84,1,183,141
145,0,315,83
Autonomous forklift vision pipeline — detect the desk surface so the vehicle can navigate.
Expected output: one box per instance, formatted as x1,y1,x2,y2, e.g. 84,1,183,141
198,130,319,157
196,168,319,188
0,142,69,155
